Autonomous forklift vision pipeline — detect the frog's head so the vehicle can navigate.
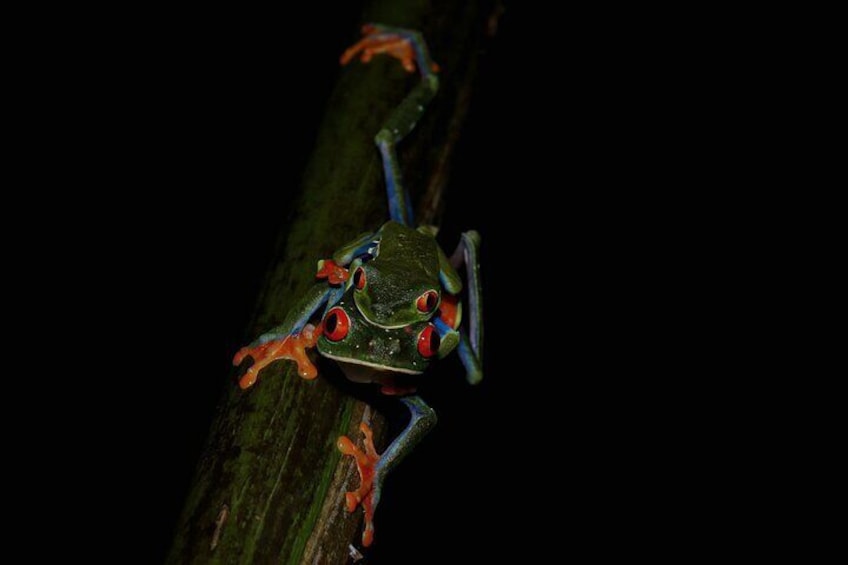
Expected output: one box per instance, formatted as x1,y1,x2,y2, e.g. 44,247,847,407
350,263,441,328
316,291,441,378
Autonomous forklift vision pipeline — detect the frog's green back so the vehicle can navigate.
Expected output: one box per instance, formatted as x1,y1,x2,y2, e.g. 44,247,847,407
373,221,440,281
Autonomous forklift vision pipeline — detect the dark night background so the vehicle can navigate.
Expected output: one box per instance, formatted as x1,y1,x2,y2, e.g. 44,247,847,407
42,3,710,563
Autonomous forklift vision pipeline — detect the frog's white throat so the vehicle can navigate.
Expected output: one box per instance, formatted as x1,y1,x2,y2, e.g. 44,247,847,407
324,356,422,384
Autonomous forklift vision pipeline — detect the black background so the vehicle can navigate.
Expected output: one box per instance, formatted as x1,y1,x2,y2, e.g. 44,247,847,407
39,3,705,563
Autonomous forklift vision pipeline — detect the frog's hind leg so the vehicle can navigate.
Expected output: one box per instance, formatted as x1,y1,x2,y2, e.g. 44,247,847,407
451,230,483,384
338,395,437,547
341,24,440,226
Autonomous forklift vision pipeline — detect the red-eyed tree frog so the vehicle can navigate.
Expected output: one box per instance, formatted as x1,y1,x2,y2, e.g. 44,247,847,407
233,24,483,548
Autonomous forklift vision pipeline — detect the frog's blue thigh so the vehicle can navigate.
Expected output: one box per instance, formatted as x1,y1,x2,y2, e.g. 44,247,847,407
371,395,437,509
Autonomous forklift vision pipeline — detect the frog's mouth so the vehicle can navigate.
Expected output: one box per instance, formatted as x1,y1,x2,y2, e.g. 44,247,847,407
322,356,422,384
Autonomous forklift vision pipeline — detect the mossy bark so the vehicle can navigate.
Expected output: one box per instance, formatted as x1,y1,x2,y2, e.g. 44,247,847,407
166,1,492,563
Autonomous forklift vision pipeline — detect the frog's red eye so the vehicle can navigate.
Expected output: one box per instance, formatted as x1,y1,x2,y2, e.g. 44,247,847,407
416,290,439,313
323,307,350,341
353,267,366,290
417,324,440,358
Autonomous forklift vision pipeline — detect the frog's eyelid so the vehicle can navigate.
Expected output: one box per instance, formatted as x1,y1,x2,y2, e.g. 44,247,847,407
416,289,440,313
416,324,440,358
354,267,367,290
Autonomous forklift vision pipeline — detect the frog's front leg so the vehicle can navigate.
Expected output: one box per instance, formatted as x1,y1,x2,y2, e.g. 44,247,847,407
338,395,437,547
233,283,332,389
315,228,382,286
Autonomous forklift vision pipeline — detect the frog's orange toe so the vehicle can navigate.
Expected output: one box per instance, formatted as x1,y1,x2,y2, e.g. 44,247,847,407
238,370,257,390
362,524,374,548
232,347,250,366
345,492,359,512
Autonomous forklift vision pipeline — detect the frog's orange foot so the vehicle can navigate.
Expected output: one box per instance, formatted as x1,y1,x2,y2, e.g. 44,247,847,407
340,24,439,74
233,323,323,389
338,421,380,547
316,259,350,285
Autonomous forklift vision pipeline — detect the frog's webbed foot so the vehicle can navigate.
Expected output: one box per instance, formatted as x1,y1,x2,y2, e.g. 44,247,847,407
233,323,323,389
337,396,437,547
340,24,439,75
338,422,380,547
316,259,350,285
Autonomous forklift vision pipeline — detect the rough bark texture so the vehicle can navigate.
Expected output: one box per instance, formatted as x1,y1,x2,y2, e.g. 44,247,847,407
166,1,491,563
